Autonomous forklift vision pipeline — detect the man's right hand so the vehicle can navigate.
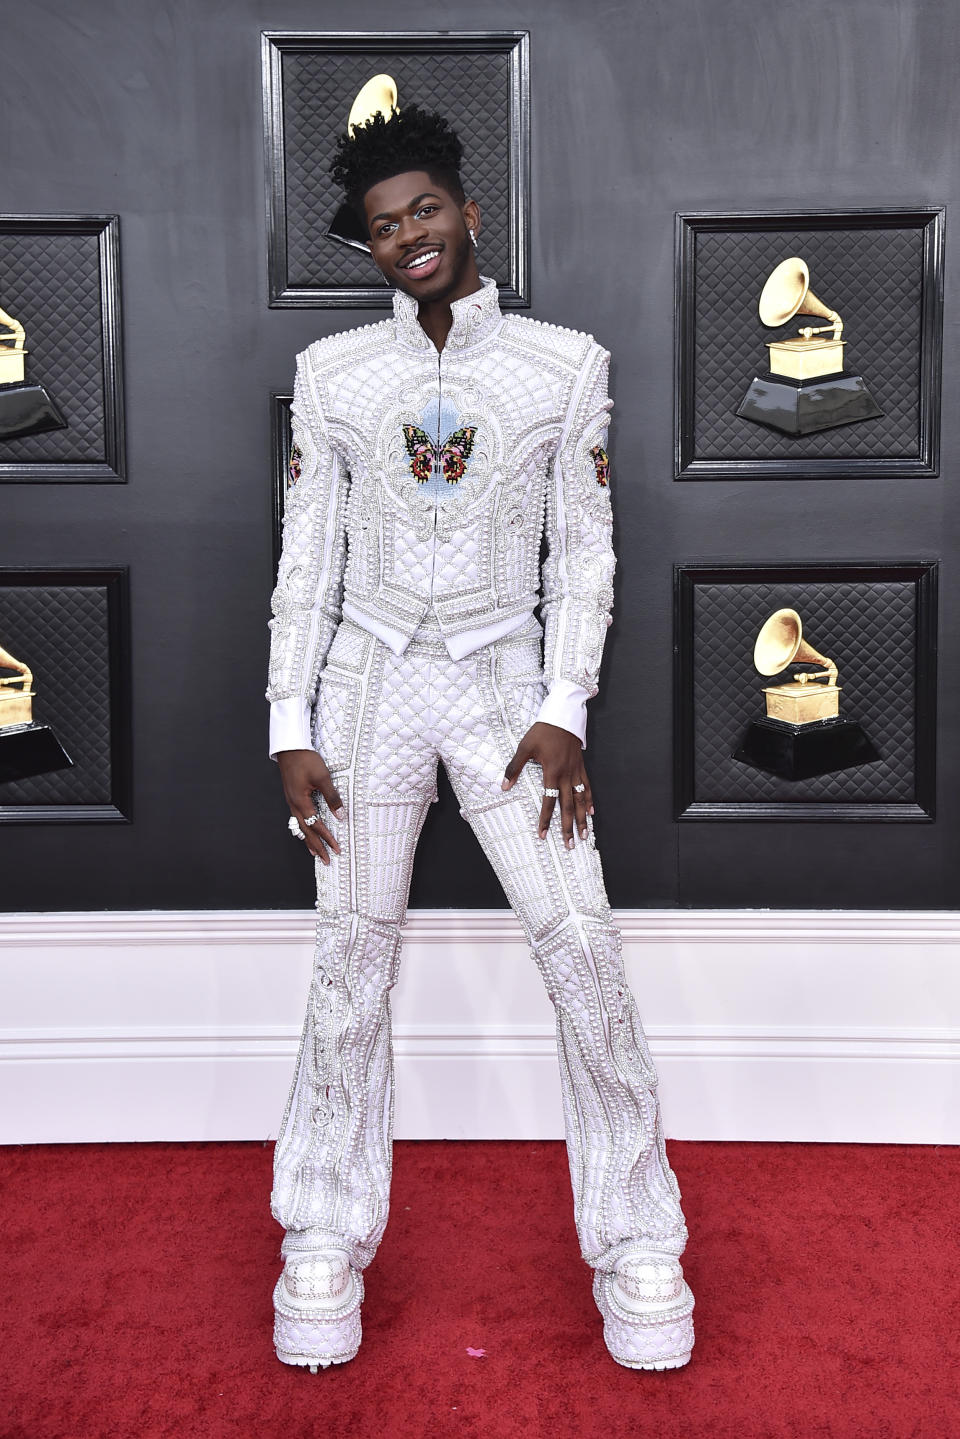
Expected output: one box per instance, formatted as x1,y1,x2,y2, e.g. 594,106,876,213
277,749,344,865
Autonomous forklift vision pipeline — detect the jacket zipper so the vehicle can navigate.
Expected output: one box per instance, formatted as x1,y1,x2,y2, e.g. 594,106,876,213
428,348,441,605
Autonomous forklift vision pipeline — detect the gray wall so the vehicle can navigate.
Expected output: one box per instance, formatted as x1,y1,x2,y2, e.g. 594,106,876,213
2,0,957,910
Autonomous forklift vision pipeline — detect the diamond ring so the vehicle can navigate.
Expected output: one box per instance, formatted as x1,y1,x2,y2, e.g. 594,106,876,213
573,783,585,793
542,787,560,799
287,816,305,841
303,814,318,827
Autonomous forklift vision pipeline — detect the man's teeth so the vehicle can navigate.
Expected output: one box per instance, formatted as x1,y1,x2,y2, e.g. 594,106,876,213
407,250,439,269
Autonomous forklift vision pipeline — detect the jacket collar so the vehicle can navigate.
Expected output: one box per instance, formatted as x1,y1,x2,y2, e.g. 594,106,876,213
392,274,502,353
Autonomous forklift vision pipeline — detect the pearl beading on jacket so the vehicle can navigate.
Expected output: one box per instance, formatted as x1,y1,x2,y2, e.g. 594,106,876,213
266,276,616,754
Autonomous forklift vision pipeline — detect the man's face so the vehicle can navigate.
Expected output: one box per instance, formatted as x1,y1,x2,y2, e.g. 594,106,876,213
363,169,479,303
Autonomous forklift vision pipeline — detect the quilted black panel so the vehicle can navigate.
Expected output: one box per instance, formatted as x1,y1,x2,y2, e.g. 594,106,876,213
691,579,917,803
0,231,105,462
281,46,512,292
0,584,112,807
693,226,923,459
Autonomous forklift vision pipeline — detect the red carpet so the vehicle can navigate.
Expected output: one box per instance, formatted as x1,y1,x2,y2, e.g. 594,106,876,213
0,1140,956,1439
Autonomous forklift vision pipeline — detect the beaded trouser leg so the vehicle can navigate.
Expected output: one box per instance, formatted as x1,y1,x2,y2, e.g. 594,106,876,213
439,624,694,1367
270,617,692,1366
271,620,435,1271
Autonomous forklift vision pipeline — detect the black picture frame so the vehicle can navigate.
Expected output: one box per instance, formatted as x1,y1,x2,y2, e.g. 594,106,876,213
271,392,293,573
0,215,125,482
261,30,530,308
674,561,938,822
674,208,944,480
0,568,131,822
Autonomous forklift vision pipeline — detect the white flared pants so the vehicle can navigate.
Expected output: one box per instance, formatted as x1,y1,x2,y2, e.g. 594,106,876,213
271,615,688,1272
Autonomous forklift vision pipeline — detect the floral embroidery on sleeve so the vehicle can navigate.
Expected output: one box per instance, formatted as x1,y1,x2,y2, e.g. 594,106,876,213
590,444,610,486
288,442,303,486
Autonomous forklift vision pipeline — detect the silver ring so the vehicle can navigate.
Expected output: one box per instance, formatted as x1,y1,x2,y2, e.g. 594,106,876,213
303,814,318,827
287,816,305,841
542,787,560,799
573,783,585,793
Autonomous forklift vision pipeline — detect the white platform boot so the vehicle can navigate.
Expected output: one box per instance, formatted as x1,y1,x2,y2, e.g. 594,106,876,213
593,1253,695,1370
272,1248,363,1371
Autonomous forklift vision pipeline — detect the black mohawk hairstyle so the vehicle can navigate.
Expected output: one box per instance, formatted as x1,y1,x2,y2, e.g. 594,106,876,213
330,103,465,225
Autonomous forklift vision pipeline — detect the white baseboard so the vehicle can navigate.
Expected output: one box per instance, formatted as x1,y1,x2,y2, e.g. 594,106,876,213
2,909,958,1144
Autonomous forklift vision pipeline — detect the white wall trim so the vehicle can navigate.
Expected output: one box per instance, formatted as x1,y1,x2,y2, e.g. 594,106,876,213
2,908,958,1144
4,1022,959,1063
8,907,960,944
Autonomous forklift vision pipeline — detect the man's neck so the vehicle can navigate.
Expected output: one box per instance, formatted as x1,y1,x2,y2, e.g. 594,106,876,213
410,262,482,353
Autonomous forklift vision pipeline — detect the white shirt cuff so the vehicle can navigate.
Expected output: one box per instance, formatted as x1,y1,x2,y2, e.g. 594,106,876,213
269,697,313,759
535,679,590,749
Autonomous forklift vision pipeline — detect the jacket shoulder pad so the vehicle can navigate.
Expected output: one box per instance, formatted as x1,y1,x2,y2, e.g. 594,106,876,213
298,317,394,375
501,314,606,371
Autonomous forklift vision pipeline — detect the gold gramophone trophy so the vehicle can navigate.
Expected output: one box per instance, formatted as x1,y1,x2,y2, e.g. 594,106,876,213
0,303,68,440
736,258,883,436
732,608,880,780
327,75,400,251
0,639,73,783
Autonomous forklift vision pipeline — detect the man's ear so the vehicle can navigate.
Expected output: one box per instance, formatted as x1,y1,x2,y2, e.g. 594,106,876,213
463,198,481,238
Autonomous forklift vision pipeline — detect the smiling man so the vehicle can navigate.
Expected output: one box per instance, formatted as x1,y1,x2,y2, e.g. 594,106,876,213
266,94,695,1374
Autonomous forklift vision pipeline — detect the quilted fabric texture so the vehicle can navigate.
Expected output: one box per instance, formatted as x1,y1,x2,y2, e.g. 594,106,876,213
272,1307,360,1368
0,229,106,463
280,45,514,293
272,1264,363,1367
0,583,113,809
691,225,924,459
690,579,917,804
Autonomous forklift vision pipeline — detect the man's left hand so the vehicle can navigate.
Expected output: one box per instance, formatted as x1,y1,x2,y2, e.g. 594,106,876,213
501,721,594,847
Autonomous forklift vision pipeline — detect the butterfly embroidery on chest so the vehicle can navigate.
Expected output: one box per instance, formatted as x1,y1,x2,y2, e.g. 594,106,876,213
403,423,478,484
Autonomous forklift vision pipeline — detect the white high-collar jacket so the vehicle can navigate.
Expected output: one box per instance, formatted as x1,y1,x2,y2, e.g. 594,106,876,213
267,275,616,755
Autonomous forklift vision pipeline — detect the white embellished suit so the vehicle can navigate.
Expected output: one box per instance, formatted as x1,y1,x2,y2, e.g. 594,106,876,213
266,275,690,1289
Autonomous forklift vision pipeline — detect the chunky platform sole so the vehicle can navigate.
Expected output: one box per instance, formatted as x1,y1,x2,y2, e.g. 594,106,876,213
272,1268,363,1372
606,1340,692,1371
593,1267,695,1372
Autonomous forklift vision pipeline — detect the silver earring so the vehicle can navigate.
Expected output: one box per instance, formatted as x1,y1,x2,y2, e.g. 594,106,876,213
469,228,478,249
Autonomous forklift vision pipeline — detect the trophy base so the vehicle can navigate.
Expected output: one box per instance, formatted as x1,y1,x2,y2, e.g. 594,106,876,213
736,370,883,436
0,722,73,783
732,715,881,781
0,381,68,440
